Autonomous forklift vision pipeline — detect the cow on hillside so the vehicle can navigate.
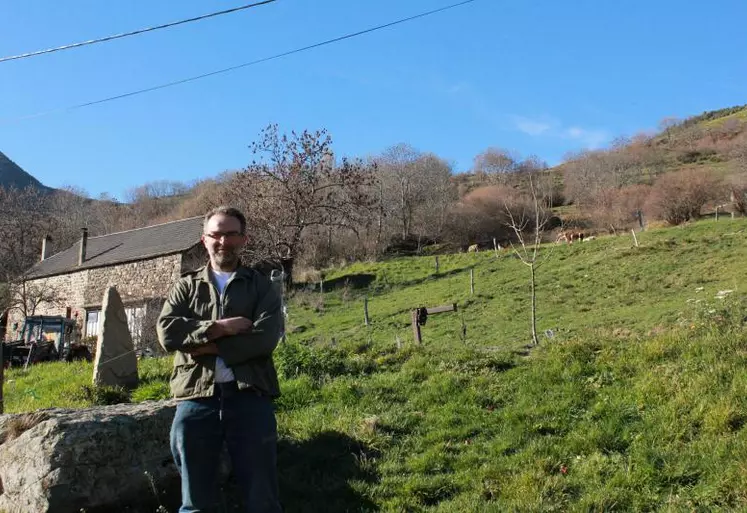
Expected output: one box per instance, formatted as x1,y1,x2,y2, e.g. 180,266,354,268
556,230,585,244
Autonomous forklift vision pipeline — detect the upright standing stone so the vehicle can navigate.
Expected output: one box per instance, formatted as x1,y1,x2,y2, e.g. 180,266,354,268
92,287,139,389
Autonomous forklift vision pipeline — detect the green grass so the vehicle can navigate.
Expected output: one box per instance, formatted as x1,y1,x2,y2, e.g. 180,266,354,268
2,356,173,412
701,106,747,129
4,218,747,511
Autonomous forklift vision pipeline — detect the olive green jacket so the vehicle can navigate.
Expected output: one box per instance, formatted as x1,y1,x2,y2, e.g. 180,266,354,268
157,264,281,400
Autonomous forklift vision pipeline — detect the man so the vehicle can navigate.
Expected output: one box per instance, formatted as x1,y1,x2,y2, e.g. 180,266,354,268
157,206,283,513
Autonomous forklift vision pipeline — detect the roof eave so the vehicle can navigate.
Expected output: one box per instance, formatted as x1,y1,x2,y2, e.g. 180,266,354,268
24,248,192,281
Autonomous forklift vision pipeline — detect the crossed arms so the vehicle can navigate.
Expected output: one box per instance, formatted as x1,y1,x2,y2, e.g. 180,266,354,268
157,279,282,365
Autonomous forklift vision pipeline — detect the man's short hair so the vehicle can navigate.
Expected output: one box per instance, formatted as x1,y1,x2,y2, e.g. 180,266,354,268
204,206,247,234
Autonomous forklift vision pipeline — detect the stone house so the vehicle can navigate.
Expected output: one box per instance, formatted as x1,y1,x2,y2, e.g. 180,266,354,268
7,216,207,350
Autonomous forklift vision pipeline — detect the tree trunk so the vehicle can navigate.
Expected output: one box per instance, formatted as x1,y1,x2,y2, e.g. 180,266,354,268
400,181,408,240
530,263,539,346
376,182,384,251
280,257,294,289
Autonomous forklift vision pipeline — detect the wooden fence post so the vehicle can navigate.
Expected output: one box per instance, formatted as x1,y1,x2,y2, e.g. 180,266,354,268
493,238,499,257
435,256,439,274
363,297,370,326
470,269,475,295
631,229,639,248
716,205,720,221
411,310,422,344
460,313,467,344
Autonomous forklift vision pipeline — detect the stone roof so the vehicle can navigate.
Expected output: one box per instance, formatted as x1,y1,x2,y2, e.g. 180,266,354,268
27,216,203,279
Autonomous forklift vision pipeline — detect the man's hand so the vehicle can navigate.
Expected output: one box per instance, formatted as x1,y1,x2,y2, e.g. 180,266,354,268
206,317,253,340
184,342,219,356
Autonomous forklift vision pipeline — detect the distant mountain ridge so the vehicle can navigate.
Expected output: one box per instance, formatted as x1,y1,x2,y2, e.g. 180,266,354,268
0,151,53,192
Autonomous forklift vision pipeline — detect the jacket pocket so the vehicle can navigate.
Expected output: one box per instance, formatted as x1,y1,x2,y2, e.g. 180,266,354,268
170,362,202,398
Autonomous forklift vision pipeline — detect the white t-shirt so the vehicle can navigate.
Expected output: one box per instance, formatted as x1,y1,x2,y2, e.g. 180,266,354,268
211,269,236,383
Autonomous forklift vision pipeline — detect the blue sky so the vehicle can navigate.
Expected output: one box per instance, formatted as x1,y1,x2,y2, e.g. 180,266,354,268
1,0,745,200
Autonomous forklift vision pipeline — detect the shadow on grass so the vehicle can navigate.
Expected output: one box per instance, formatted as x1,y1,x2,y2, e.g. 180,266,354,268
323,273,377,290
278,431,379,513
84,431,378,513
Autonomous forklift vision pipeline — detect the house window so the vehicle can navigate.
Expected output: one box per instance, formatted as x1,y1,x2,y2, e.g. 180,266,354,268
125,304,147,345
85,304,149,345
85,310,100,338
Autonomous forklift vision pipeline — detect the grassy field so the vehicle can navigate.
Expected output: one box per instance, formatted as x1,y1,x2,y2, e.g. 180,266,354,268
4,218,747,511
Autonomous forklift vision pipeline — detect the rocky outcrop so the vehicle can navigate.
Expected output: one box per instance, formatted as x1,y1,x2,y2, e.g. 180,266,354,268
0,401,179,513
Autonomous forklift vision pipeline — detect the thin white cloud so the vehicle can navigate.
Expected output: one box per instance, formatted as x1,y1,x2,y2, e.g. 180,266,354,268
513,116,553,136
513,115,610,149
562,126,610,149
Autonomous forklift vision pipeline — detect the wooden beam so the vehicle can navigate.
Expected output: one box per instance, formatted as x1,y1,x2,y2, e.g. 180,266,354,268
426,303,457,315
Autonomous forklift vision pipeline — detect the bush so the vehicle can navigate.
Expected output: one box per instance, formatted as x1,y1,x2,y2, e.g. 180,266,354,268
584,184,652,232
726,172,747,215
441,185,541,248
75,384,130,405
131,381,171,402
677,148,718,164
645,169,723,225
275,341,358,382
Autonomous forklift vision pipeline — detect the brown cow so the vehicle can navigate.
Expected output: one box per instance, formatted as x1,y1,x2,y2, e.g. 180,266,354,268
556,231,585,244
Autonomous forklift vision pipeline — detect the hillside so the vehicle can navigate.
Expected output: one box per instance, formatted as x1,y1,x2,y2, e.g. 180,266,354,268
0,150,53,192
5,218,747,511
453,104,747,197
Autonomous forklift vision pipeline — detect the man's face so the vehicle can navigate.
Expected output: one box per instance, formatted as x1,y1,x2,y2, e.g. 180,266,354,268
201,213,247,270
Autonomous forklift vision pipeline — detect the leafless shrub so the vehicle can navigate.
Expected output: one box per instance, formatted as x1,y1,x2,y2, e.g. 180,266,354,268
645,169,723,225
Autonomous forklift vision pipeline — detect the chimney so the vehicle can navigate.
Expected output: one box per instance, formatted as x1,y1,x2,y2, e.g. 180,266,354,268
41,235,52,261
78,228,88,265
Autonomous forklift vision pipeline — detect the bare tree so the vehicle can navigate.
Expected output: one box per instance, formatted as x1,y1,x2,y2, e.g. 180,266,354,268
503,174,556,346
563,149,642,209
225,124,375,282
375,143,426,241
411,154,457,241
659,116,681,143
48,186,100,248
91,192,128,235
0,186,56,283
7,278,64,319
169,178,226,220
473,147,518,183
125,180,188,227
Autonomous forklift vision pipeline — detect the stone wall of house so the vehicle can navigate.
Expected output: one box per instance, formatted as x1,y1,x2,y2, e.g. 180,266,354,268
6,254,182,342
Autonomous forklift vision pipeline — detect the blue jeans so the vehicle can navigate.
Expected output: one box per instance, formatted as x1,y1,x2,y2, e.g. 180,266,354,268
170,382,282,513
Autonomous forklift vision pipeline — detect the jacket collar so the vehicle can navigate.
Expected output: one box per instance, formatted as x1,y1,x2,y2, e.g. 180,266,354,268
196,263,253,283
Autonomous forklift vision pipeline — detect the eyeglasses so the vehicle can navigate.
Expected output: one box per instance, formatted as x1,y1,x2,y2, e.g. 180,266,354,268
203,231,244,242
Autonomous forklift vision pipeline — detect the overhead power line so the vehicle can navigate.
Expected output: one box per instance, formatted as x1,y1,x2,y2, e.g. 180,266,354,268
8,0,478,123
0,0,277,64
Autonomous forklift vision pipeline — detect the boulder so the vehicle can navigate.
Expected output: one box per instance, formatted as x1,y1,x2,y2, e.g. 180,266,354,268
93,287,139,389
0,401,181,513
